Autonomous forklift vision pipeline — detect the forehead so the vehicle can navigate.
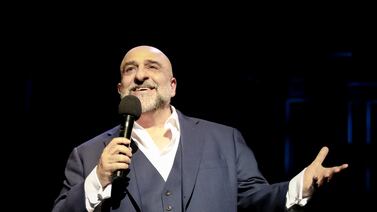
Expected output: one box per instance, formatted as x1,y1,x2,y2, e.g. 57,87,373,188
120,47,173,76
123,47,166,63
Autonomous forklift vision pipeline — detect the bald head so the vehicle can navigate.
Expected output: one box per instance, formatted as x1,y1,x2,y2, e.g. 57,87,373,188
117,45,177,114
120,45,173,77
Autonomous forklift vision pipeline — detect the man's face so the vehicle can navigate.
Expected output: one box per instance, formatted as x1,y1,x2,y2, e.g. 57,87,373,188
118,46,176,113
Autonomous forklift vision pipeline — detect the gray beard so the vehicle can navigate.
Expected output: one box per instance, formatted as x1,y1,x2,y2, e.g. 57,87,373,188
137,93,168,113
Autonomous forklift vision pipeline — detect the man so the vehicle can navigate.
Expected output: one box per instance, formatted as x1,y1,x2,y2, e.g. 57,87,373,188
52,45,348,212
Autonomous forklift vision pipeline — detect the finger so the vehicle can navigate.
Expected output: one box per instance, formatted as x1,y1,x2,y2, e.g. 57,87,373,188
114,162,130,170
114,154,131,164
108,137,131,147
330,164,349,175
118,145,133,157
313,146,329,165
107,162,130,171
315,176,327,187
340,163,349,169
312,176,319,189
326,175,332,183
313,176,318,184
106,138,130,151
113,137,131,145
323,172,331,182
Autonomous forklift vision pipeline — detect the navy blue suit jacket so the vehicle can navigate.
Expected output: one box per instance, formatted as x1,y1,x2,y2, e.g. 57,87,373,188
52,111,288,212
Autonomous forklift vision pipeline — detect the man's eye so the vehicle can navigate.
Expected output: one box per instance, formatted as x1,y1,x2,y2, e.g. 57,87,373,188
123,67,136,74
147,65,158,70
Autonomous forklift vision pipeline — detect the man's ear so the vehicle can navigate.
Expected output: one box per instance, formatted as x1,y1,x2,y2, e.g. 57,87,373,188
117,83,122,94
170,77,177,97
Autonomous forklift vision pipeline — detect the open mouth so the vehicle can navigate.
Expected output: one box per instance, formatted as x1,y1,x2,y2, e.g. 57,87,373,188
131,86,156,93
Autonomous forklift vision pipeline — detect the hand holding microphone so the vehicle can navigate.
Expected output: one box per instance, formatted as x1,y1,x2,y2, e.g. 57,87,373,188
115,95,142,178
96,95,141,187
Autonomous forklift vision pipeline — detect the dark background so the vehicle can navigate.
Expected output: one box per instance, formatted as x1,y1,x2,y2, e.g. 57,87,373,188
4,3,374,212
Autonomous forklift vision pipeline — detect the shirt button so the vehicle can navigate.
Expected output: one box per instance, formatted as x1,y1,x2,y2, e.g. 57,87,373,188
166,205,172,211
165,190,172,196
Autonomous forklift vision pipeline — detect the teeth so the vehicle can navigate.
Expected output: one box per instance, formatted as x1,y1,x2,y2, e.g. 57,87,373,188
132,86,155,92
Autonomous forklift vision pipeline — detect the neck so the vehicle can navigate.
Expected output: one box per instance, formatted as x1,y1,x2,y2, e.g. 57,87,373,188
137,105,172,129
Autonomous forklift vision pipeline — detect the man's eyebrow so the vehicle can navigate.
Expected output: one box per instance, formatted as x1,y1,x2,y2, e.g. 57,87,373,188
145,59,162,67
123,61,138,67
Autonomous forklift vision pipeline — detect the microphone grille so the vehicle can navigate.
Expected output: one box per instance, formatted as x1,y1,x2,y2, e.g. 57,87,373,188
118,95,142,120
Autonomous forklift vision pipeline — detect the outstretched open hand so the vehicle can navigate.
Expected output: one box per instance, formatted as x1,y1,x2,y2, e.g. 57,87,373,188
303,146,348,197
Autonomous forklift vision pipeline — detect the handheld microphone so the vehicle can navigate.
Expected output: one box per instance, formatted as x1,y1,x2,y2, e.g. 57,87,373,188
115,95,142,178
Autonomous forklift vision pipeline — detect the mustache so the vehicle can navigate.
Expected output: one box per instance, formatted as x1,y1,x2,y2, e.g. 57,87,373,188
129,81,158,92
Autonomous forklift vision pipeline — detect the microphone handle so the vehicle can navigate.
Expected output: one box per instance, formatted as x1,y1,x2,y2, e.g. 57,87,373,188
115,115,135,178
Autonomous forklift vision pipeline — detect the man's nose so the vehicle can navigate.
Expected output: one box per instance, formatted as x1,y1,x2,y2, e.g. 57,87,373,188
135,67,149,81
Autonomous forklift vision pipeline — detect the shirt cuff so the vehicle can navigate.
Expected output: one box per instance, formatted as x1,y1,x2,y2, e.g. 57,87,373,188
84,165,112,211
286,168,311,209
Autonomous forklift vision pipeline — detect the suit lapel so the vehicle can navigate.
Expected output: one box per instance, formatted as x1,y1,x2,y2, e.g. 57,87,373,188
104,112,206,210
124,144,143,210
178,113,206,208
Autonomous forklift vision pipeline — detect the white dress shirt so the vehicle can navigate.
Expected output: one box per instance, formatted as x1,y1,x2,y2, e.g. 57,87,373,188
84,106,309,211
130,106,180,181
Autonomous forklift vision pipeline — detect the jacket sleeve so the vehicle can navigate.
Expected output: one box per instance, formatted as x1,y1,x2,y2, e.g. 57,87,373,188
233,128,289,211
52,148,87,212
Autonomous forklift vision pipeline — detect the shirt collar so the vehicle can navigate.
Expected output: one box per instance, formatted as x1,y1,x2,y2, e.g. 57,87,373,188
164,105,180,133
132,105,180,151
133,105,180,132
